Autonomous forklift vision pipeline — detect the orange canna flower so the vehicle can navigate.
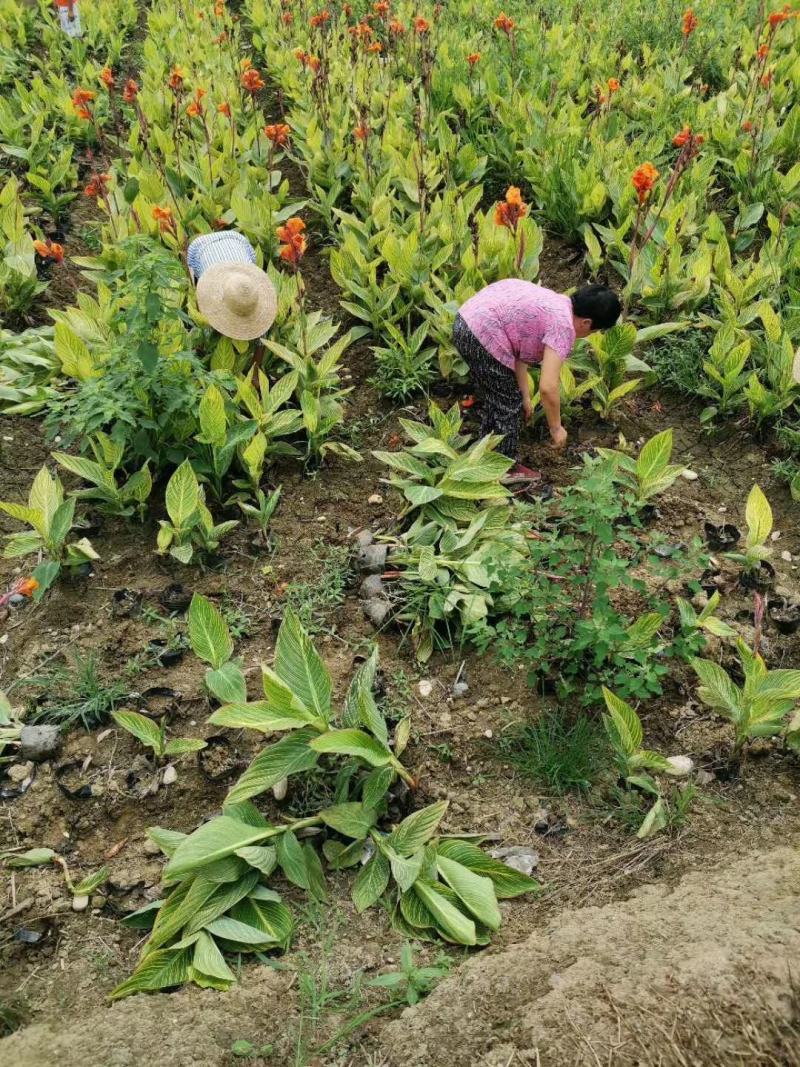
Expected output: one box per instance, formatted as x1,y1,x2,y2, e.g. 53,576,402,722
241,67,266,92
213,30,228,42
413,15,430,33
99,67,114,89
218,101,232,118
757,43,770,59
367,40,383,52
277,217,307,267
494,12,515,34
681,7,698,36
374,0,389,12
389,18,405,32
72,87,96,106
168,66,185,91
152,205,175,233
467,52,481,66
282,11,294,22
607,77,620,92
214,0,225,14
354,121,370,140
276,217,306,241
741,119,754,132
761,68,774,87
264,122,291,145
672,125,691,146
307,55,321,71
186,88,206,117
309,8,330,26
494,185,527,231
768,9,790,26
84,172,110,198
76,106,92,121
33,239,64,262
122,78,139,103
241,57,252,70
631,162,659,203
16,578,39,597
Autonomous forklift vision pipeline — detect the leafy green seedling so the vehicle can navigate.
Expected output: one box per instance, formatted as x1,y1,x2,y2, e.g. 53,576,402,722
188,593,247,704
111,710,206,761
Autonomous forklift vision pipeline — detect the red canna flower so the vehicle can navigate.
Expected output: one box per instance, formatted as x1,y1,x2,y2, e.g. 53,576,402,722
282,11,294,22
33,239,64,262
681,8,698,36
152,205,176,233
354,121,370,140
241,57,253,71
460,395,476,409
218,101,232,118
374,0,389,12
631,162,659,203
168,66,185,91
186,87,206,117
768,9,790,26
213,30,229,42
307,55,321,71
413,15,430,33
241,67,266,93
122,78,139,103
467,52,481,66
607,77,620,92
672,125,691,147
494,12,515,34
761,68,774,87
389,18,405,33
757,43,770,59
741,119,754,132
84,172,110,198
264,122,291,145
494,185,527,232
99,67,114,90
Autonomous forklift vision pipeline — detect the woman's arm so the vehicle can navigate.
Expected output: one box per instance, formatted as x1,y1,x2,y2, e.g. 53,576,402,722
514,358,533,420
539,347,567,448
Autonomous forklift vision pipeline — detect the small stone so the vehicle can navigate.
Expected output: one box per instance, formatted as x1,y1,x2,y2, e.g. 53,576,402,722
72,895,90,912
272,777,288,801
162,764,178,786
143,839,162,856
359,574,386,599
488,845,539,876
696,769,715,786
19,725,62,763
484,729,493,739
771,531,782,542
681,469,698,481
781,551,793,563
532,808,551,833
665,755,694,777
90,894,107,910
362,598,391,628
452,682,469,698
418,680,433,698
368,494,383,505
7,761,34,783
356,544,388,574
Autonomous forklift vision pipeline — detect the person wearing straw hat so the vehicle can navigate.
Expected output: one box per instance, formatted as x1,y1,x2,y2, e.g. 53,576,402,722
187,231,277,341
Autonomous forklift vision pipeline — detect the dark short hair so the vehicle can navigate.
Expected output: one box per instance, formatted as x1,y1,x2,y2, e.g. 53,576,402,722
571,285,621,330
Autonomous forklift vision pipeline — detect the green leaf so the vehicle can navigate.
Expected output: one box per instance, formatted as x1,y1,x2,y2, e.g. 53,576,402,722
382,842,424,892
146,827,187,857
165,816,272,880
274,609,332,722
276,830,309,890
206,662,248,704
436,855,501,931
204,916,278,946
309,729,392,767
745,484,772,547
3,847,56,868
352,850,390,913
183,871,260,935
636,430,672,488
637,797,669,839
435,840,539,898
189,930,235,990
72,865,110,896
235,845,277,876
224,729,319,805
361,766,394,810
198,384,228,447
413,880,476,945
601,688,643,756
165,461,199,528
319,802,376,840
691,659,741,716
392,801,448,856
120,900,163,929
163,737,207,756
109,947,192,1000
188,593,233,670
112,710,163,753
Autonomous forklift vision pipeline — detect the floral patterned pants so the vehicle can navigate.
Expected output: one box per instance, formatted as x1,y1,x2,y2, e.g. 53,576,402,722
453,313,521,459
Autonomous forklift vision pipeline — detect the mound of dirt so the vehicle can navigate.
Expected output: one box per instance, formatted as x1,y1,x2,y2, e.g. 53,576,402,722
378,846,800,1067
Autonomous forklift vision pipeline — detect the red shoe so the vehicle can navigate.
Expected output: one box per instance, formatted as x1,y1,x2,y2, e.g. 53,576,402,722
502,463,542,485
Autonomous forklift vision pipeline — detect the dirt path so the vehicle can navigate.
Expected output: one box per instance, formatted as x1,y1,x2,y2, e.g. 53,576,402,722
377,845,800,1067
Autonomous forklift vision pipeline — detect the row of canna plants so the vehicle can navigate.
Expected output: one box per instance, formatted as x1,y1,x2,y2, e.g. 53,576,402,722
109,599,538,998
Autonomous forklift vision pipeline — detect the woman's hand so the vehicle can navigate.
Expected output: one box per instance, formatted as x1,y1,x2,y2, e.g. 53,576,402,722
550,424,568,449
522,395,534,421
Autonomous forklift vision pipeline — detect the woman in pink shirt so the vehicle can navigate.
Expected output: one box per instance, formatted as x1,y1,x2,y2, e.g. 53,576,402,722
454,281,621,480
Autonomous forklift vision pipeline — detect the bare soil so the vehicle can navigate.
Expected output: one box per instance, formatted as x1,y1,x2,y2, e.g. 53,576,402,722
2,237,800,1065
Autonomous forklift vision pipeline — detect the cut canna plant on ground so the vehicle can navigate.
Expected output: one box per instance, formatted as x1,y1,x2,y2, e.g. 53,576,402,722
111,710,207,762
692,639,800,762
0,466,99,599
111,610,537,998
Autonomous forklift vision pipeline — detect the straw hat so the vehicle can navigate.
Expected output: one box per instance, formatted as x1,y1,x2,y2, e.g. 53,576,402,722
195,262,277,341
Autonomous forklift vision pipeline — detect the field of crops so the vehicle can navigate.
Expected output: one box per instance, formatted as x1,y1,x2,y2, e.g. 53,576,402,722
2,0,800,1064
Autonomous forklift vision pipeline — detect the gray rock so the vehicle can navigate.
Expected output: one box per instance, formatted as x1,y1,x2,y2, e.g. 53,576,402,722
356,543,388,574
360,574,386,600
353,529,374,550
695,769,716,787
489,845,539,876
665,755,694,777
19,725,62,763
362,598,391,628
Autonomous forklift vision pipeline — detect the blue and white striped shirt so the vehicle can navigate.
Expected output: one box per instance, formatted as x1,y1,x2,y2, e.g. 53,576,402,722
187,231,257,282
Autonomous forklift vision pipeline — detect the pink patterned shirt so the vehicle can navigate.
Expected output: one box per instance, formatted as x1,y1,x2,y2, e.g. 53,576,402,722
459,281,576,369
